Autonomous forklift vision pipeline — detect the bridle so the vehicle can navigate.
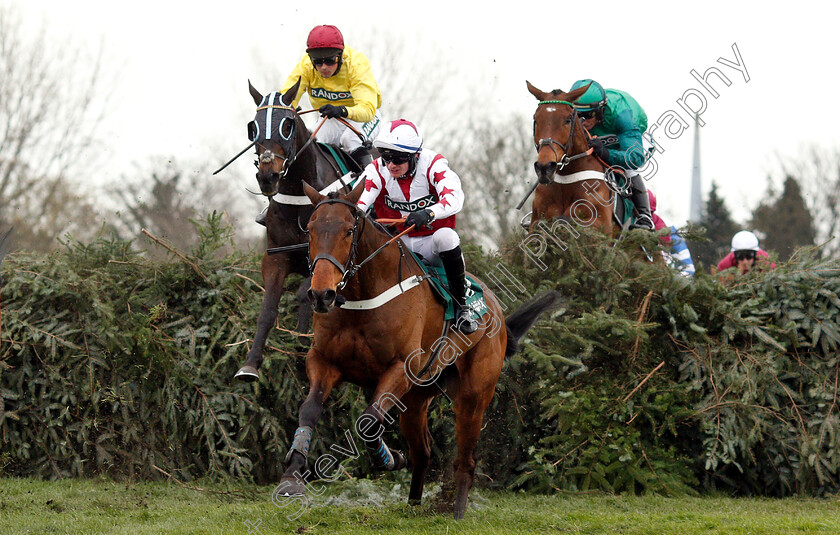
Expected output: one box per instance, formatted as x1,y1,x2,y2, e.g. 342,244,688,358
307,198,412,290
534,100,592,171
253,102,310,181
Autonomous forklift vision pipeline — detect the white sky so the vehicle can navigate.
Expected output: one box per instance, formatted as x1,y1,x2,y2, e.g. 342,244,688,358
16,0,840,228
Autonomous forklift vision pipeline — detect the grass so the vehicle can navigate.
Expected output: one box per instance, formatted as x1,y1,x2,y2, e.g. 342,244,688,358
1,476,839,534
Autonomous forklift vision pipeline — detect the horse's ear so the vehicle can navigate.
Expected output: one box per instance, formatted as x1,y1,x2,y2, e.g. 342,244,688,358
248,79,263,105
282,77,302,107
565,83,591,103
344,178,365,205
304,182,326,206
526,80,552,101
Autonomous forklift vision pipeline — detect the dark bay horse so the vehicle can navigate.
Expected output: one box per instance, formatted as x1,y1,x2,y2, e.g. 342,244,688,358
276,181,559,519
234,81,360,381
526,81,624,235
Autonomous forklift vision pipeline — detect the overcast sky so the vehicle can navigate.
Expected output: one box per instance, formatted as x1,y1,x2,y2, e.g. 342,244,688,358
17,0,840,229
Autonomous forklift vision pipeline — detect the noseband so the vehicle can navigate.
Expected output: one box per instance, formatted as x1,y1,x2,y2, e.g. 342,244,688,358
535,100,591,170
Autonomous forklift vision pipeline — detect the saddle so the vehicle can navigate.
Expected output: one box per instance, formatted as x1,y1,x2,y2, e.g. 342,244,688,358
408,251,489,324
316,142,358,176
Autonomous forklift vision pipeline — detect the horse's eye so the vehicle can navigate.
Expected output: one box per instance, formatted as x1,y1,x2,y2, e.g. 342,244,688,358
565,118,572,125
345,228,353,237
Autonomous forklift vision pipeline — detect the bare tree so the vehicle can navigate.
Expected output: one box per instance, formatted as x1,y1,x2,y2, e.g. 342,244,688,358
108,156,259,254
0,4,111,251
775,146,840,258
449,114,534,250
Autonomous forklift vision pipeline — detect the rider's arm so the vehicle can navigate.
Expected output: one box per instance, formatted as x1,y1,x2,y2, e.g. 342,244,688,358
280,55,312,109
609,109,647,169
342,49,380,123
426,156,464,220
356,164,385,212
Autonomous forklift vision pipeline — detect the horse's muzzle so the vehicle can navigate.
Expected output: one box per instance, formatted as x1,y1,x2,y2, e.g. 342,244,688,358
308,288,337,313
256,171,280,196
534,161,557,185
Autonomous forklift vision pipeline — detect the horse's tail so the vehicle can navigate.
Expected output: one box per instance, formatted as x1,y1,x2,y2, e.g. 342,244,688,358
504,291,561,357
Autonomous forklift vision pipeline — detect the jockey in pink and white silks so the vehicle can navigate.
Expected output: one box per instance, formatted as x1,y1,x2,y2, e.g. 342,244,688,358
356,119,478,334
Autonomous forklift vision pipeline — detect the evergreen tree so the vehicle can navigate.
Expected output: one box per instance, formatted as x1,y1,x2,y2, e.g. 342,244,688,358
691,181,739,270
750,175,816,260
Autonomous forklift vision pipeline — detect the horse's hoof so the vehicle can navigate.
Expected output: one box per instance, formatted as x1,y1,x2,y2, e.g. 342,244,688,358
392,449,409,471
273,478,306,498
234,365,260,382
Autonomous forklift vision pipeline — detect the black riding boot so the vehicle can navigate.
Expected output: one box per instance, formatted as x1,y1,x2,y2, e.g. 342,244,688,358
350,146,373,170
439,246,478,335
628,173,654,230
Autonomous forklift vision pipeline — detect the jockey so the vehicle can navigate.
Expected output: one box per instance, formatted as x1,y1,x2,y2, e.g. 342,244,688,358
649,191,695,277
571,78,654,231
717,230,775,274
281,24,382,169
356,119,478,335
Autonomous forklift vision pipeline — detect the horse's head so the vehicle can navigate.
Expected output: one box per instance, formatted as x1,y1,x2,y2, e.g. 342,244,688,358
527,81,592,184
247,79,304,196
303,180,366,313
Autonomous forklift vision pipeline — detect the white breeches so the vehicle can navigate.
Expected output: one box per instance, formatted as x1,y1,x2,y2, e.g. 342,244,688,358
401,227,460,266
315,111,382,153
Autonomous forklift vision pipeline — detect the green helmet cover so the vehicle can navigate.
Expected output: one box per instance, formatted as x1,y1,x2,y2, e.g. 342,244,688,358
570,79,606,110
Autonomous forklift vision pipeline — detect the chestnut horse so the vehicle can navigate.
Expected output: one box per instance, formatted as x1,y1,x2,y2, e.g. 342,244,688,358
275,181,559,519
234,81,361,381
526,81,627,235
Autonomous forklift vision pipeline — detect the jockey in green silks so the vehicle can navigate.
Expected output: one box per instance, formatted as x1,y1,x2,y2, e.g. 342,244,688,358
572,78,654,230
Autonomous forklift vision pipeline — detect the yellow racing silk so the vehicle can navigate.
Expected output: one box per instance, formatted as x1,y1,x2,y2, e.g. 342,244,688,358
281,46,382,123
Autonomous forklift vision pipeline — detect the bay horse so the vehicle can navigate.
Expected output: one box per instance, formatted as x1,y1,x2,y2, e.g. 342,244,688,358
275,181,559,519
526,81,627,235
234,80,361,381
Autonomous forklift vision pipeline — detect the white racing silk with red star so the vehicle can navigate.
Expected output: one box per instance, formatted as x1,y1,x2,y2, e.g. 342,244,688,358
356,149,465,237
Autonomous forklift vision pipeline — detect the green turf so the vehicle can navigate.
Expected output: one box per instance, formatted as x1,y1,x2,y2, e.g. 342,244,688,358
1,477,838,534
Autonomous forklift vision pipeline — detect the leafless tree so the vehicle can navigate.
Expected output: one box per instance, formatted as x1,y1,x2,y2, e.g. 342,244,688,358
108,156,260,254
775,146,840,258
0,4,112,251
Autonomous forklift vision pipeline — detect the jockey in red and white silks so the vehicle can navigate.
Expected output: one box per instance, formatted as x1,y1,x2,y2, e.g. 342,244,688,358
356,119,476,334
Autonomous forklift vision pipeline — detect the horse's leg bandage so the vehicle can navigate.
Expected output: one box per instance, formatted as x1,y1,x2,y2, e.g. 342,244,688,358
285,426,313,463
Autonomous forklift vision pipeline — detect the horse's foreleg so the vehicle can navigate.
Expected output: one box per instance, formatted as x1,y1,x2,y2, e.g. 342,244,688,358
399,391,434,505
295,277,313,346
236,254,288,381
279,357,341,495
359,363,413,472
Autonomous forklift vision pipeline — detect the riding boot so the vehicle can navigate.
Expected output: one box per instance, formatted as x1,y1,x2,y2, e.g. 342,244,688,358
350,146,373,170
255,206,267,227
628,173,654,231
439,246,478,335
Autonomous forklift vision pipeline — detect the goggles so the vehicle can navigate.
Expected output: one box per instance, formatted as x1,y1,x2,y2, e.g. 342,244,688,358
311,55,339,66
734,250,757,262
379,150,413,165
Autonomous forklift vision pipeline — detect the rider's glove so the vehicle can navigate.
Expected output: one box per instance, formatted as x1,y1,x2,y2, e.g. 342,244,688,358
404,209,435,230
588,137,610,161
320,104,348,119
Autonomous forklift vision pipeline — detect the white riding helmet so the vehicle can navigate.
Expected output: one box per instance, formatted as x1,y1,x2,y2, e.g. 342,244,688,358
373,119,423,153
731,230,760,251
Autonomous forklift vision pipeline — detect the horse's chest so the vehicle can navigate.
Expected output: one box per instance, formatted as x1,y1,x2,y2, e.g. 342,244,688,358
315,328,398,375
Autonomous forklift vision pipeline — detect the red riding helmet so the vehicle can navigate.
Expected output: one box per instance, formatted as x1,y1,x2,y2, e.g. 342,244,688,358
306,25,344,52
